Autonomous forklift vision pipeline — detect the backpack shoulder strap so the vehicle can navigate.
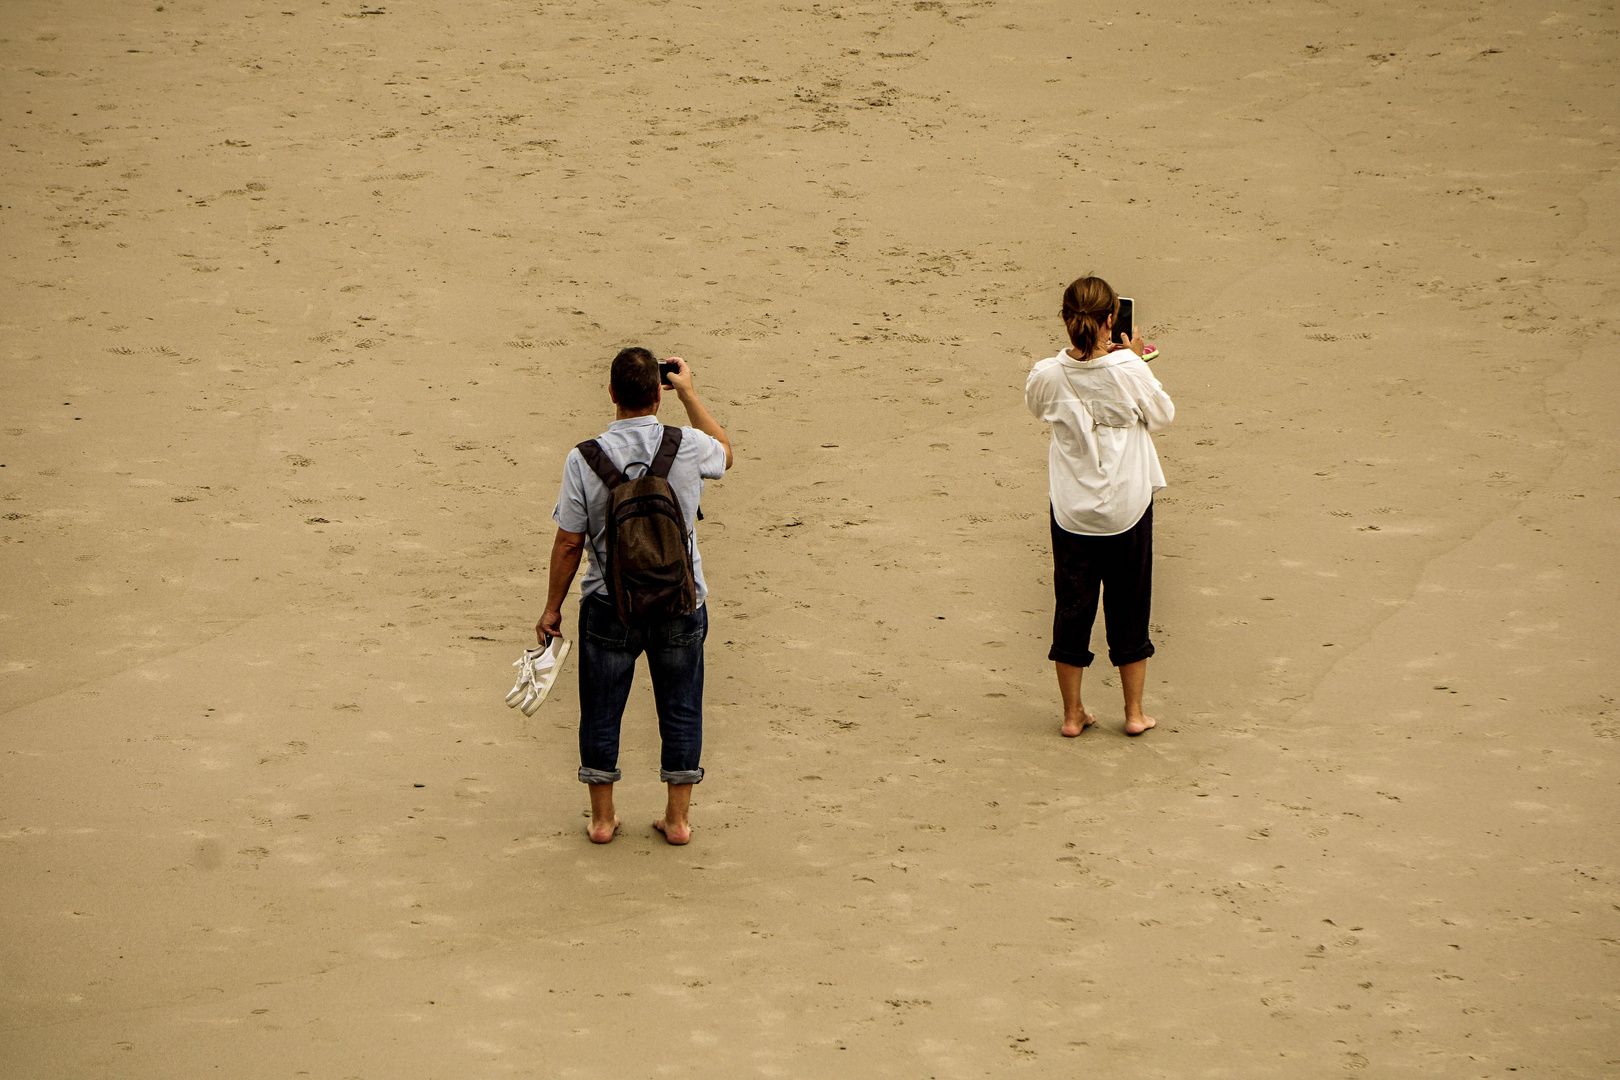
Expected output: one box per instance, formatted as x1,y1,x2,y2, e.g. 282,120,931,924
649,426,684,480
575,440,626,489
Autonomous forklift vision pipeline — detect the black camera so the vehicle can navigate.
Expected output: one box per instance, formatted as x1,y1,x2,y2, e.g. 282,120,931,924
658,360,679,387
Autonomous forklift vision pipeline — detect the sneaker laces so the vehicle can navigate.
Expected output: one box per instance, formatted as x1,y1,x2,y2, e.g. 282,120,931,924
507,650,537,705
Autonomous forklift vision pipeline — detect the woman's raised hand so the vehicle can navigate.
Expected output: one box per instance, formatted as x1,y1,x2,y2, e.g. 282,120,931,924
1112,325,1146,358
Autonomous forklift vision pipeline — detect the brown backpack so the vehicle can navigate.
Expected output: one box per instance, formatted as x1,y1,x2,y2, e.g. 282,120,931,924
575,426,698,627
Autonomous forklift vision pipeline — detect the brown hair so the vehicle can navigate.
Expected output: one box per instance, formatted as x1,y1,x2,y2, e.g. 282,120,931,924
1061,275,1118,359
610,346,660,410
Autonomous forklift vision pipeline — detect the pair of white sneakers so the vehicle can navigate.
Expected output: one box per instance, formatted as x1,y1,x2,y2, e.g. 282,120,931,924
506,636,571,716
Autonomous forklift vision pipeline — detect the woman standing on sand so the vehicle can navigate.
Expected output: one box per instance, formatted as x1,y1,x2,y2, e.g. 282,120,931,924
1024,275,1174,738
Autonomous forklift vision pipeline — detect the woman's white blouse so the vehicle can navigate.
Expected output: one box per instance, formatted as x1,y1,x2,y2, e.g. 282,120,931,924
1025,348,1174,536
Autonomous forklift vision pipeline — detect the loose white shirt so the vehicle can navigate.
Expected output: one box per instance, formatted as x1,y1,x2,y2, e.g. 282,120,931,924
552,416,728,605
1025,347,1174,536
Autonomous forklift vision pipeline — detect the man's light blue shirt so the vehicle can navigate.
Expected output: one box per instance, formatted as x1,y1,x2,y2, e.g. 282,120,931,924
552,415,727,606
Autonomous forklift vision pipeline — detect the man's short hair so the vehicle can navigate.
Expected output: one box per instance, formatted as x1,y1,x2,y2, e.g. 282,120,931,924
611,347,660,410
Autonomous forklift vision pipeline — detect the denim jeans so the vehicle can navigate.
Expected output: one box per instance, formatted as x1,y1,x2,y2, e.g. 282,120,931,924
576,593,706,786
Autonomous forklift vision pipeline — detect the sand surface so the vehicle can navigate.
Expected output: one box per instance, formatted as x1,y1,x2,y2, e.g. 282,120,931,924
3,1,1618,1076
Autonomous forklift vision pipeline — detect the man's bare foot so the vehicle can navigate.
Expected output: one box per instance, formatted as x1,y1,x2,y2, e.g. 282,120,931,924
1124,714,1157,736
587,817,620,844
653,818,690,845
1061,708,1097,738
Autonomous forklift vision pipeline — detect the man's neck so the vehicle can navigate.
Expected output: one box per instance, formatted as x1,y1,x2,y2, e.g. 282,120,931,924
614,406,659,421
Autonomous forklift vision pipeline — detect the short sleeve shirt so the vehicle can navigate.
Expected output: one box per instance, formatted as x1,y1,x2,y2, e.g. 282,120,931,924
553,415,727,605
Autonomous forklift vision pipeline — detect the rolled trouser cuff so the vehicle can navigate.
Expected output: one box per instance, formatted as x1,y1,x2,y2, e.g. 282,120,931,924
660,767,704,785
1048,645,1095,667
1108,642,1155,667
578,766,622,785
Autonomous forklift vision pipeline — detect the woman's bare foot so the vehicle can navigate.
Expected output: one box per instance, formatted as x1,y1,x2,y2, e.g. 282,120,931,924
653,818,690,845
1061,708,1097,738
587,816,620,844
1118,661,1154,736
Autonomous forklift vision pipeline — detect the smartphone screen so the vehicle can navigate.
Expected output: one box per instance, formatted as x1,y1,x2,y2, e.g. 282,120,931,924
1115,297,1134,343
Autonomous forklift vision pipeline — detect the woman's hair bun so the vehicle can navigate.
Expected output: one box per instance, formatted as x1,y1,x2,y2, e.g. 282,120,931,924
1061,276,1118,357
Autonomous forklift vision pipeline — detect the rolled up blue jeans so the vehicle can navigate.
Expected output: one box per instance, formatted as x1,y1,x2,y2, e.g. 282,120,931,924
576,593,706,786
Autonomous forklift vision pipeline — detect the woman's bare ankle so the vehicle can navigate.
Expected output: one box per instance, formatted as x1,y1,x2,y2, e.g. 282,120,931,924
1061,708,1097,737
1124,712,1156,736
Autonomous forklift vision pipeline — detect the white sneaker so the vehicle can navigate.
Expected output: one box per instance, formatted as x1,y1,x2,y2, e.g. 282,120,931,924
506,649,536,707
519,636,570,716
516,648,545,713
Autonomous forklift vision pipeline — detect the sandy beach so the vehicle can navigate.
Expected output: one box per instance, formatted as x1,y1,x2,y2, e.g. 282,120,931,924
3,0,1617,1075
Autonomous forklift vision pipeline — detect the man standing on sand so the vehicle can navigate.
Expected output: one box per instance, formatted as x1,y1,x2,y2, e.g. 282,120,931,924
537,347,732,845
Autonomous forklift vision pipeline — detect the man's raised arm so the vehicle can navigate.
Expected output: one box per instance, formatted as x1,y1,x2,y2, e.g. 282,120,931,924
662,357,732,470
